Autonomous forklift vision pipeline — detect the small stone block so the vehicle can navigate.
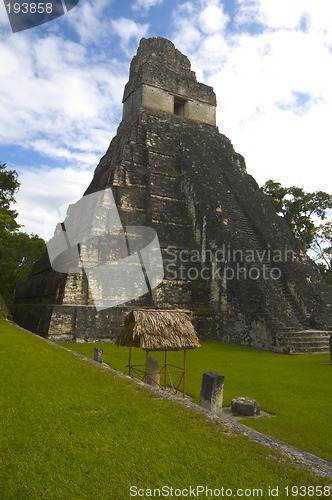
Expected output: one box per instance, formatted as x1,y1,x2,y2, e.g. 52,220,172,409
200,371,224,412
94,348,103,363
231,397,261,416
145,355,160,388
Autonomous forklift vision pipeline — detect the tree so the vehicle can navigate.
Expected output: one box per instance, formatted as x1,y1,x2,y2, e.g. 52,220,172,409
0,162,20,237
261,180,332,250
0,232,46,305
311,222,332,282
0,162,46,307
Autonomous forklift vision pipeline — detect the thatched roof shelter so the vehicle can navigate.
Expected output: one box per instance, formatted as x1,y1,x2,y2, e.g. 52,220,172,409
115,309,200,351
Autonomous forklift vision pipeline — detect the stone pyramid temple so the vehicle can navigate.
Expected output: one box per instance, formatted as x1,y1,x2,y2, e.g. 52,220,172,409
14,37,332,353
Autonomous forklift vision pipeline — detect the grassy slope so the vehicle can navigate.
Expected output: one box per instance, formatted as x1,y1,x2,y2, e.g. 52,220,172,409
0,322,331,499
64,341,332,462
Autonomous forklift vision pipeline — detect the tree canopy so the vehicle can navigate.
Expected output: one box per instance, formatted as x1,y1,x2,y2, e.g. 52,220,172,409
261,179,332,280
0,162,46,309
0,162,20,237
262,180,332,249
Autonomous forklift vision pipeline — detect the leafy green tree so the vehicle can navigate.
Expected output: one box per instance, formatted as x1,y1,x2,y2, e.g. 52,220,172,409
311,222,332,282
0,232,46,305
262,180,332,250
0,162,20,237
0,162,46,307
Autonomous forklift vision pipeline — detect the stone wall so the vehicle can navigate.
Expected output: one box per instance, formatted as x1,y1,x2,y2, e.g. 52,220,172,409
122,84,216,126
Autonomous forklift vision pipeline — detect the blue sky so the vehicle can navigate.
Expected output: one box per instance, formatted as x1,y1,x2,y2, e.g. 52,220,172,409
0,0,332,236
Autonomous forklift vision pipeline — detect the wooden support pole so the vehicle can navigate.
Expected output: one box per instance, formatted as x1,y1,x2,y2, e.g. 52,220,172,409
183,349,187,398
164,351,167,388
128,346,132,377
144,350,149,382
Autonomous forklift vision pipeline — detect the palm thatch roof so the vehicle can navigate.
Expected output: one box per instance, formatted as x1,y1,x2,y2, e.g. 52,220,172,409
115,309,201,351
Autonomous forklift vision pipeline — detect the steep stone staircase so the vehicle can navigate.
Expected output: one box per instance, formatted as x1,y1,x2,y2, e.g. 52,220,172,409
219,178,305,321
217,176,332,353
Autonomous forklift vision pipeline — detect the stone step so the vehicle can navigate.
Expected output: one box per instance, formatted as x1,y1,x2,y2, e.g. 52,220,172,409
223,222,298,332
283,339,329,346
288,346,329,354
286,339,329,347
272,285,309,328
279,329,331,354
272,318,304,331
282,330,331,338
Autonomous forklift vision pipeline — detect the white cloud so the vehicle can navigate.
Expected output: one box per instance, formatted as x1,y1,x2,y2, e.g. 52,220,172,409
236,0,332,32
198,1,229,34
111,17,149,55
132,0,163,15
171,2,202,54
171,0,332,195
15,166,94,237
0,0,9,27
0,13,128,235
64,0,110,44
0,32,125,148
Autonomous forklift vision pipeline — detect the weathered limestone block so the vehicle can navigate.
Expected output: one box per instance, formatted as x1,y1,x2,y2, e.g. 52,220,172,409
94,348,103,363
200,371,224,412
124,163,148,187
145,356,160,387
151,280,192,307
150,196,186,223
147,151,179,177
152,221,192,249
116,186,147,210
149,173,181,199
231,397,261,416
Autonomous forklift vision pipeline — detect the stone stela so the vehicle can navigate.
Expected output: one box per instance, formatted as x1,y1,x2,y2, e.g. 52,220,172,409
200,372,224,413
145,356,160,388
94,348,103,364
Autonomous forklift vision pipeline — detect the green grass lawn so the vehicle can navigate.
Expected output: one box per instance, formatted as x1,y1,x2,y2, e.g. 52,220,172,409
1,321,331,499
62,339,332,463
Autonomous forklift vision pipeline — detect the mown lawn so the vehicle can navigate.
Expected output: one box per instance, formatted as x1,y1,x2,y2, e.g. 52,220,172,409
1,321,331,499
62,340,332,463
